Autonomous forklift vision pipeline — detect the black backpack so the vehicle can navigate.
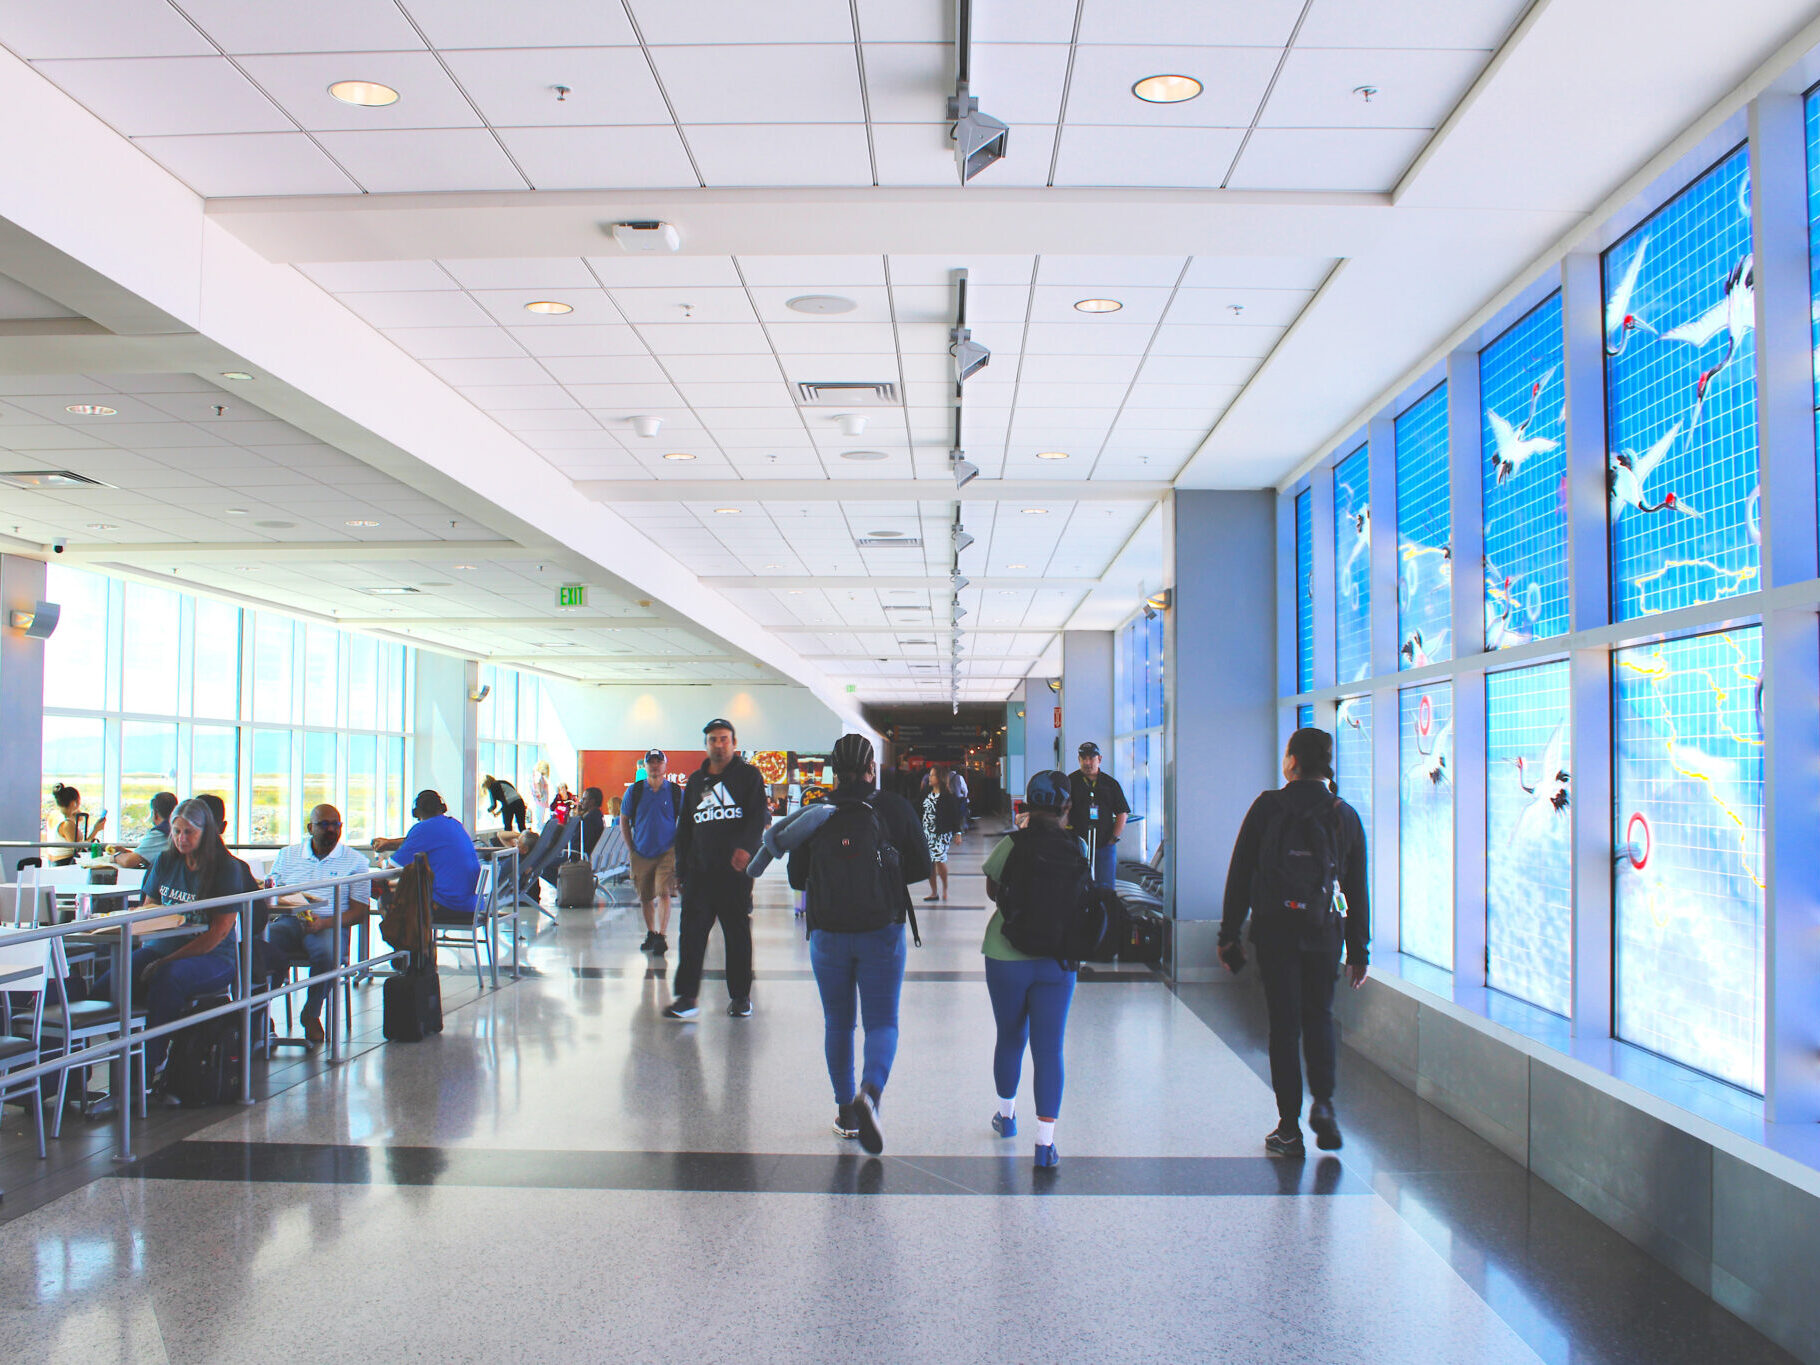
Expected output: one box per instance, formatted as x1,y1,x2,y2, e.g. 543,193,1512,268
997,827,1105,963
806,797,904,936
162,996,244,1107
1251,793,1344,937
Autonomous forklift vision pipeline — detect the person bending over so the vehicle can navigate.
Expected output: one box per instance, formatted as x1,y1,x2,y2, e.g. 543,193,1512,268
483,775,528,832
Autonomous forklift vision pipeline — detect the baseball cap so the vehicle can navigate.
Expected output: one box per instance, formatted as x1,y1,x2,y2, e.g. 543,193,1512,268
702,718,735,736
644,748,667,764
1026,770,1070,810
1078,741,1101,757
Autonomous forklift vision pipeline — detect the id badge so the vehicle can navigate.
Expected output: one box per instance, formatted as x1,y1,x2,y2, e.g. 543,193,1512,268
1088,803,1099,822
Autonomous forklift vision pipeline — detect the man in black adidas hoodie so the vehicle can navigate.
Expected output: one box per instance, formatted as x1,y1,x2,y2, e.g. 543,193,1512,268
665,718,770,1020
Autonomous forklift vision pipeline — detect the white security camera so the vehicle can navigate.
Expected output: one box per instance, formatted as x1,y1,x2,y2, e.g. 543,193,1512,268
51,538,67,553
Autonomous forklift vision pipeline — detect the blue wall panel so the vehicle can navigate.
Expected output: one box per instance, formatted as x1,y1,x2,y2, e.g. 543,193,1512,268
1397,386,1452,669
1295,488,1314,694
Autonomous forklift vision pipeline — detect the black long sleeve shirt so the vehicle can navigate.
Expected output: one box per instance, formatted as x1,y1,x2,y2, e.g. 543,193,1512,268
1220,779,1370,963
673,755,769,877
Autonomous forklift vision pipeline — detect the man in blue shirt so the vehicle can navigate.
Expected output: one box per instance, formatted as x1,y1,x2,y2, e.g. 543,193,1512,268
624,749,680,954
111,791,177,870
373,790,481,922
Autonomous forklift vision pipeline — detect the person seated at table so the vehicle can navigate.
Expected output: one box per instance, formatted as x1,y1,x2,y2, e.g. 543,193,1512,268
263,804,372,1046
482,774,528,832
112,792,177,870
49,783,104,866
91,798,259,1081
373,790,482,925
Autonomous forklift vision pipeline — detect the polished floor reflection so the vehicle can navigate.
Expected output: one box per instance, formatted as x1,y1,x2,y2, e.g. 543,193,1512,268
0,826,1796,1364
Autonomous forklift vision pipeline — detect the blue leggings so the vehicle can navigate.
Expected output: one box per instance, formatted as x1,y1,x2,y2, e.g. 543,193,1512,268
984,956,1076,1118
809,923,907,1105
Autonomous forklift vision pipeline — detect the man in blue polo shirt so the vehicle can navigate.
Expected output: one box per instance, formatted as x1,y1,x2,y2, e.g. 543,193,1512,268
373,789,481,921
624,749,680,955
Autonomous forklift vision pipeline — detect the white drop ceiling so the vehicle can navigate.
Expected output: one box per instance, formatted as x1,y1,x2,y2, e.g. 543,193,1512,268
0,1,1811,705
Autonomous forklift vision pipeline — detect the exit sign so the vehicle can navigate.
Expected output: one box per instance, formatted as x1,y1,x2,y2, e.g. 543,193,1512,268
557,584,587,608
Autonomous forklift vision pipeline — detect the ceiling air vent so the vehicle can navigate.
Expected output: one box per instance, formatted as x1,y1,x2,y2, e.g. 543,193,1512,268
795,381,900,406
0,469,109,490
855,536,923,548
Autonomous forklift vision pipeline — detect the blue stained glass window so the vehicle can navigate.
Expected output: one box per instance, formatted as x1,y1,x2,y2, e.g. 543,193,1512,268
1335,694,1372,867
1333,445,1371,684
1399,681,1453,969
1297,704,1313,730
1613,627,1764,1092
1604,146,1758,622
1396,385,1452,670
1485,662,1572,1016
1481,293,1568,649
1295,488,1314,694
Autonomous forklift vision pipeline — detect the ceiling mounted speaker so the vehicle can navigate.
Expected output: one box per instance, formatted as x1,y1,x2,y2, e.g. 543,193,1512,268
628,415,662,438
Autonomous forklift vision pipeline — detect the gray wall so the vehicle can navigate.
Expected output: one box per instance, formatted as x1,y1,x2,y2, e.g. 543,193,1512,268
1168,491,1278,979
0,555,47,848
413,650,477,827
1021,677,1061,782
1061,630,1114,767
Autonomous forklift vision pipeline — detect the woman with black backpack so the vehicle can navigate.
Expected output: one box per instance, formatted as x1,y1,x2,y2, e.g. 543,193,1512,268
980,770,1091,1170
789,734,931,1155
1218,727,1370,1158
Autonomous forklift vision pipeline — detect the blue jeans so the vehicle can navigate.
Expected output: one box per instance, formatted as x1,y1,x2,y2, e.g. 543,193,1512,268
264,914,348,1024
808,923,907,1105
1091,838,1119,890
985,955,1077,1118
94,944,237,1071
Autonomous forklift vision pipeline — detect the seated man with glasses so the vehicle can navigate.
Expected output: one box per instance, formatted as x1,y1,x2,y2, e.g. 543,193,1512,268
264,804,372,1046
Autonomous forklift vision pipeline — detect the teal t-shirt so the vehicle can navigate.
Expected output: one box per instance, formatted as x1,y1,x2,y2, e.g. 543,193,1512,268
979,831,1090,962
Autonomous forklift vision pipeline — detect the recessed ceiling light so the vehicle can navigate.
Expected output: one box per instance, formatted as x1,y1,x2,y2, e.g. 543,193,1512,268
1005,563,1026,569
86,522,117,531
840,450,890,462
787,589,804,595
1073,298,1122,314
345,519,380,527
787,295,857,315
764,563,784,569
224,507,248,516
255,519,295,529
867,530,906,538
368,586,420,595
1132,74,1203,104
662,451,695,461
219,371,255,381
1035,450,1069,460
1021,507,1049,515
329,79,399,107
714,507,741,515
452,564,477,570
524,300,573,315
64,404,116,416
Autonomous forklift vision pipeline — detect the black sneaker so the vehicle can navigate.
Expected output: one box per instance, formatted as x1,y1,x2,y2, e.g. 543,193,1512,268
1308,1100,1343,1151
854,1086,884,1155
833,1103,860,1140
727,998,753,1018
638,932,656,952
662,998,699,1020
652,934,668,955
1264,1123,1306,1158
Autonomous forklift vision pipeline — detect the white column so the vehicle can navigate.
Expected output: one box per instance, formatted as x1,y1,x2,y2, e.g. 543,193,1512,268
0,555,48,847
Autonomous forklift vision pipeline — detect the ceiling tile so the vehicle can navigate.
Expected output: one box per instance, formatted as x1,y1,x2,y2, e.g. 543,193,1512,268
442,46,672,127
583,256,742,288
635,322,773,355
468,287,616,325
1020,322,1153,356
1178,255,1335,291
33,56,292,137
1050,125,1244,188
1076,0,1303,45
133,132,360,196
177,0,426,53
0,2,208,57
1135,354,1259,385
300,260,457,292
737,256,888,287
688,123,872,187
1147,324,1283,357
1165,288,1312,327
1227,126,1432,191
768,320,899,354
539,354,670,384
236,51,482,132
382,325,530,359
1261,47,1488,130
1062,45,1278,126
338,290,494,329
1297,0,1527,50
607,286,758,325
650,45,864,124
564,382,686,408
400,0,639,48
497,125,699,190
630,0,856,46
314,128,527,191
434,257,596,290
420,356,553,386
505,323,652,356
1030,284,1173,325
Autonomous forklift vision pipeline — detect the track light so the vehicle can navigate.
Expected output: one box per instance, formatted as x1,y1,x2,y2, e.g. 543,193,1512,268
951,575,969,591
950,328,990,381
952,604,968,623
954,528,974,552
947,0,1007,184
953,457,979,489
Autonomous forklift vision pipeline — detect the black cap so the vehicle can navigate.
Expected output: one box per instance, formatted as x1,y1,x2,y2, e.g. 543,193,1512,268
644,748,666,764
703,718,735,736
1078,741,1101,757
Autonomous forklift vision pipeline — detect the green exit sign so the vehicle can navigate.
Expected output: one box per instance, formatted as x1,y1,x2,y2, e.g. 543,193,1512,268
557,584,587,609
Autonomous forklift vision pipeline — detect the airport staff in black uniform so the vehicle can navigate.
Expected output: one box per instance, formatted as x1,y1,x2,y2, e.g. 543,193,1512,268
1067,741,1129,889
666,717,769,1019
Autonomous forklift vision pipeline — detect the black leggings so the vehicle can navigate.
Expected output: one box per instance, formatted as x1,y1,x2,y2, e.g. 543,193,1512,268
499,798,527,832
1256,944,1341,1123
673,871,754,1001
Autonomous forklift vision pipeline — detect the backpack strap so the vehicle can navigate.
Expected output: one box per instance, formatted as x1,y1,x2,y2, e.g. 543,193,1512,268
865,792,921,947
624,779,642,831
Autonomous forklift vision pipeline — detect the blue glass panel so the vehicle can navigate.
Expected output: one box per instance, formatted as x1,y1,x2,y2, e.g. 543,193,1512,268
1485,662,1572,1016
1480,293,1568,649
1146,609,1164,728
1296,704,1313,730
1807,88,1820,509
1334,445,1371,685
1613,627,1764,1091
1604,146,1758,621
1399,681,1453,969
1295,488,1314,693
1396,385,1452,669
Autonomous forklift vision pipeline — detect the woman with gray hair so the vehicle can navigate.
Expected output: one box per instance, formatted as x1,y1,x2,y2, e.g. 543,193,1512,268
93,797,262,1084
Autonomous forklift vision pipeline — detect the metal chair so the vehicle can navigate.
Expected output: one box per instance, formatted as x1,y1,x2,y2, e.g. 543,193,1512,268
0,933,50,1159
430,869,492,991
38,937,148,1136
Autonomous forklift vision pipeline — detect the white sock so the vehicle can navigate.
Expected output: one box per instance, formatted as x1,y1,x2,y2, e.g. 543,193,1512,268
998,1097,1016,1119
1036,1119,1056,1146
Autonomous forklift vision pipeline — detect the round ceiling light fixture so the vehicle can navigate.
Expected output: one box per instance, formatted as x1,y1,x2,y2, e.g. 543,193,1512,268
219,371,255,381
523,300,573,315
345,519,380,527
1132,73,1203,104
224,507,249,516
713,507,740,515
787,294,857,315
65,404,116,416
1021,507,1050,515
867,530,906,538
86,522,117,531
328,79,400,107
662,451,696,461
1005,563,1026,569
1035,450,1069,460
452,564,477,570
1073,298,1122,314
840,449,889,462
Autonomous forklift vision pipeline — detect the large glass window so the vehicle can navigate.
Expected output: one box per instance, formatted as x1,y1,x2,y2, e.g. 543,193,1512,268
1399,682,1453,969
118,722,178,842
120,582,180,716
43,567,108,713
1481,292,1568,649
1485,662,1572,1016
252,614,294,725
1333,444,1371,685
1605,146,1758,622
191,726,237,818
302,625,338,728
1614,627,1764,1091
192,597,241,719
40,716,104,845
478,663,548,815
1396,384,1452,669
250,730,293,844
1294,488,1314,694
1113,610,1166,860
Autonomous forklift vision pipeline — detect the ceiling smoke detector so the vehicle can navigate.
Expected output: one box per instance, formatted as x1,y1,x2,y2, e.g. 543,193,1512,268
840,449,890,462
787,295,857,315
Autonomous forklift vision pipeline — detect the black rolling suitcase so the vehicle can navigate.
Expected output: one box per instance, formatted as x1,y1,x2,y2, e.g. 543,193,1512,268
162,995,244,1106
1118,900,1166,965
383,961,442,1042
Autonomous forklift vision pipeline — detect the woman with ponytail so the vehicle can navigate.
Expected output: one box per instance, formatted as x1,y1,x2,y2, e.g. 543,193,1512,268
1216,727,1369,1158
